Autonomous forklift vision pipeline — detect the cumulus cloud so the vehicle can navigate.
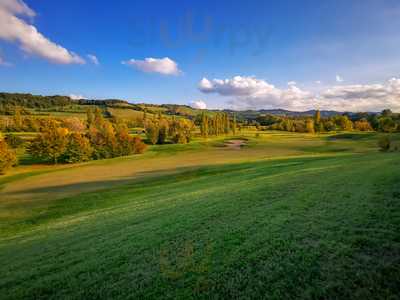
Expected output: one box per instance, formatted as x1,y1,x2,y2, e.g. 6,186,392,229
198,75,400,112
87,54,99,65
69,94,86,100
199,76,281,98
122,57,181,75
190,100,207,109
0,0,35,17
336,75,344,82
318,79,400,112
0,0,85,64
315,80,321,84
287,81,297,86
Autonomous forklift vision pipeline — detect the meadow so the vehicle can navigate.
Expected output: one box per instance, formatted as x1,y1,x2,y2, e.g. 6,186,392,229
0,131,400,299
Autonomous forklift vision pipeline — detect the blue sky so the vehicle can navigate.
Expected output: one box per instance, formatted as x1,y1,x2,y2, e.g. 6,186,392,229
1,0,400,111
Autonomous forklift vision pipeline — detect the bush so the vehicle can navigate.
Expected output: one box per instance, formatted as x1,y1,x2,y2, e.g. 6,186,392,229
0,139,17,174
378,136,391,152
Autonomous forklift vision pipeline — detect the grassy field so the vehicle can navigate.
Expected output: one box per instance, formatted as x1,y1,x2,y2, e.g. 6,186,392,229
0,132,399,299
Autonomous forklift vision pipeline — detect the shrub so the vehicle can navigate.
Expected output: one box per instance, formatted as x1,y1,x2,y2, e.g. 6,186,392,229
378,136,391,152
0,138,17,174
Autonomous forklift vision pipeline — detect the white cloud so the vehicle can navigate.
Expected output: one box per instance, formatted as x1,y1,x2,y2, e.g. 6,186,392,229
315,80,321,84
199,76,281,98
87,54,99,65
0,0,35,17
69,94,86,100
198,75,400,112
287,81,297,86
336,75,344,82
190,100,207,109
122,57,181,75
0,0,85,64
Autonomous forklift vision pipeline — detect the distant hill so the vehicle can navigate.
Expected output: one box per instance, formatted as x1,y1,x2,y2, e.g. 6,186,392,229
0,92,375,120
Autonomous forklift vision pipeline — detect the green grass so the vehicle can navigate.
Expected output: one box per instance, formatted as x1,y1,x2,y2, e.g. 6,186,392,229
0,132,399,299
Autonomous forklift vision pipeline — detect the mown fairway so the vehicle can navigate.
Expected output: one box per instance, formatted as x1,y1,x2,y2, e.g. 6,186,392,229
1,132,400,299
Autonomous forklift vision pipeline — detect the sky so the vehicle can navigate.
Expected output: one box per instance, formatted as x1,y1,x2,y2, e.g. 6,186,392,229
1,0,400,112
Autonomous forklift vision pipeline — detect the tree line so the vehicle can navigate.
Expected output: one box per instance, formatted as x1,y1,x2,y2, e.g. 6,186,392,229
0,108,148,174
198,112,237,138
144,113,195,145
255,109,400,133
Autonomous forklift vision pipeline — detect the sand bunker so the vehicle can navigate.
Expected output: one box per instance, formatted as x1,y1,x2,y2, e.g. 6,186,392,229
224,139,247,149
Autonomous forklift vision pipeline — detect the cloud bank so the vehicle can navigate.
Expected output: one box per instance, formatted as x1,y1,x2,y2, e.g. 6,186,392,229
0,0,85,64
122,57,181,75
189,100,207,109
199,76,400,112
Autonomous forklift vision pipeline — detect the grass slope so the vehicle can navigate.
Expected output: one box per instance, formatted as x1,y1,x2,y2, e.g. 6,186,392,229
0,133,399,299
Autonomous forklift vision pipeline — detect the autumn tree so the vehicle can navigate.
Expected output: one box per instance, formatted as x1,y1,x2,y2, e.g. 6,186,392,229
314,110,324,132
354,119,373,131
132,136,147,154
306,119,315,134
62,117,86,132
88,120,117,159
62,132,93,163
336,116,353,131
232,114,237,135
145,120,159,145
200,112,209,138
28,126,69,163
157,118,169,144
13,107,23,131
86,108,95,128
170,119,194,144
0,136,17,174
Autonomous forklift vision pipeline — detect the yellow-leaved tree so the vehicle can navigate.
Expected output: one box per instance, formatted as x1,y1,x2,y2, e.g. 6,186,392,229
28,126,69,164
0,134,17,174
